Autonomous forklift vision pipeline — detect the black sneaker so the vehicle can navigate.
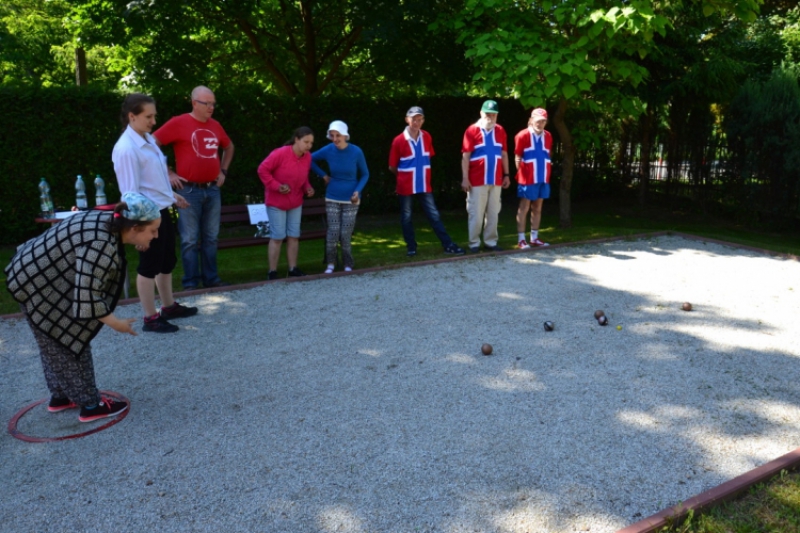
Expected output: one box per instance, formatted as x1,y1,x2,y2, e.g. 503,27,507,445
205,281,231,288
48,396,77,413
469,246,481,253
406,249,417,257
79,397,129,423
288,267,306,277
485,244,504,252
142,315,179,333
160,302,198,320
268,270,278,280
444,244,466,255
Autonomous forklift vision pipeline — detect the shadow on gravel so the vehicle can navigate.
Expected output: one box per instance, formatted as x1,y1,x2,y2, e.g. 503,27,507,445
1,236,799,533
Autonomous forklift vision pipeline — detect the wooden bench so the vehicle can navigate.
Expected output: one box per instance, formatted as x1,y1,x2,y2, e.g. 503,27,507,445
217,197,327,249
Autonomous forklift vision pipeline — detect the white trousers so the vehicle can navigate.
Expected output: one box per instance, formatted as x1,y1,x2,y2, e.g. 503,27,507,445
466,185,502,248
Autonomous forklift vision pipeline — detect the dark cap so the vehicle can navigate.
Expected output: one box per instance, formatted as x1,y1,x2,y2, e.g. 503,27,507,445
481,100,499,114
406,106,425,117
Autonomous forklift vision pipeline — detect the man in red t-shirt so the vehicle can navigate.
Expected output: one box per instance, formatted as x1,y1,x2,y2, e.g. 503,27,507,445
154,86,235,290
461,100,510,253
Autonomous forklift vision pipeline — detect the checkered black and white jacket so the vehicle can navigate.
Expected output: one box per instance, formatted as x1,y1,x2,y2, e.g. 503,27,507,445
5,210,126,356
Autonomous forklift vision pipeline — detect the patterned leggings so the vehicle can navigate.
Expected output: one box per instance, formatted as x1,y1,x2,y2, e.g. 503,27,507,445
23,311,100,407
325,201,360,268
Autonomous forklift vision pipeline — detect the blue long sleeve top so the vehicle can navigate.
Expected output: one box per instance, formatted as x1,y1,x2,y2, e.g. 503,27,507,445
310,143,370,202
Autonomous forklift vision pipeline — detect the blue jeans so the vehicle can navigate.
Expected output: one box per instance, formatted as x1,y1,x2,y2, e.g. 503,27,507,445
177,184,222,288
266,205,302,240
399,193,454,252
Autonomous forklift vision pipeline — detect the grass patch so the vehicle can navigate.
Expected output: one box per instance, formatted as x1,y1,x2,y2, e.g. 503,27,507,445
660,468,800,533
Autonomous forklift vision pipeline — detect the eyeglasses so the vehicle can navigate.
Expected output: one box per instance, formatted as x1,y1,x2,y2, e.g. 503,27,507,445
194,100,217,108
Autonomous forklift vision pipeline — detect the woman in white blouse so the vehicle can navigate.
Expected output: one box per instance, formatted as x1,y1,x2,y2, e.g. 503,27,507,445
112,93,197,333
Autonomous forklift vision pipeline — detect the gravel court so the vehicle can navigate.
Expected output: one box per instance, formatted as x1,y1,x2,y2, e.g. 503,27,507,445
1,235,799,533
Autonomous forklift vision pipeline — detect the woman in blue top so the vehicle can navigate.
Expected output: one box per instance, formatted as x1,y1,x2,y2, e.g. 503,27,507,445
311,120,370,273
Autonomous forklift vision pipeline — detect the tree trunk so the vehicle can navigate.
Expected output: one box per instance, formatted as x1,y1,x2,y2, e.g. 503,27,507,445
75,47,88,87
552,97,575,228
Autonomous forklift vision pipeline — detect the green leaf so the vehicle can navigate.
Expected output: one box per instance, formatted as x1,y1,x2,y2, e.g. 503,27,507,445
492,57,505,67
563,83,577,99
559,63,573,75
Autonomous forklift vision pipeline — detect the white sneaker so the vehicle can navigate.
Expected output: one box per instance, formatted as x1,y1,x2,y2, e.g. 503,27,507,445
530,238,549,247
344,267,352,272
324,264,335,274
517,239,531,250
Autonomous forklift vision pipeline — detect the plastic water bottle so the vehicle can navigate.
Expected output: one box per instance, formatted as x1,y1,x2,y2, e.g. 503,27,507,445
39,177,54,218
94,174,107,206
75,175,88,210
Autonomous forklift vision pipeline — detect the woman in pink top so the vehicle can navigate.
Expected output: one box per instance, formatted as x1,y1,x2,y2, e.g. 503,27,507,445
258,127,316,280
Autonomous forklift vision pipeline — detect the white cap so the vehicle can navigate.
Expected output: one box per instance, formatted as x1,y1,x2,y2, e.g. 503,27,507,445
327,120,350,140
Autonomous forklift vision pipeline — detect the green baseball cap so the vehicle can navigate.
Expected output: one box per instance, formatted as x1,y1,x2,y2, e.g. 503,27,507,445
481,100,499,114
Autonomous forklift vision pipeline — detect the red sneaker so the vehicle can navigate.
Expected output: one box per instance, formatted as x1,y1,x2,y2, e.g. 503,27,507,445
517,239,531,250
79,397,129,423
530,238,549,247
48,396,77,413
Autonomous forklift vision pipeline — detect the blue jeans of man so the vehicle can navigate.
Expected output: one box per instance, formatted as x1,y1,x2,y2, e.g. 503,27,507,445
399,193,454,252
177,184,222,288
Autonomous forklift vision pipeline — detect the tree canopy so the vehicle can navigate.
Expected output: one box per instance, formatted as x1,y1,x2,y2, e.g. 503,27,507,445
52,0,472,96
444,0,771,227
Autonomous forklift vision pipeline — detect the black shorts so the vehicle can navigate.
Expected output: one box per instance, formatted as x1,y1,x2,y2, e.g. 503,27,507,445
137,208,177,278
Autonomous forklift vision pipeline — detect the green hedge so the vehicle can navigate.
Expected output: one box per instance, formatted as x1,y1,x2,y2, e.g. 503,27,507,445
1,86,533,245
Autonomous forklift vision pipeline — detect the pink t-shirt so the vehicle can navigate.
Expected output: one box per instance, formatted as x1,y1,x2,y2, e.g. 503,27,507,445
257,145,312,210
